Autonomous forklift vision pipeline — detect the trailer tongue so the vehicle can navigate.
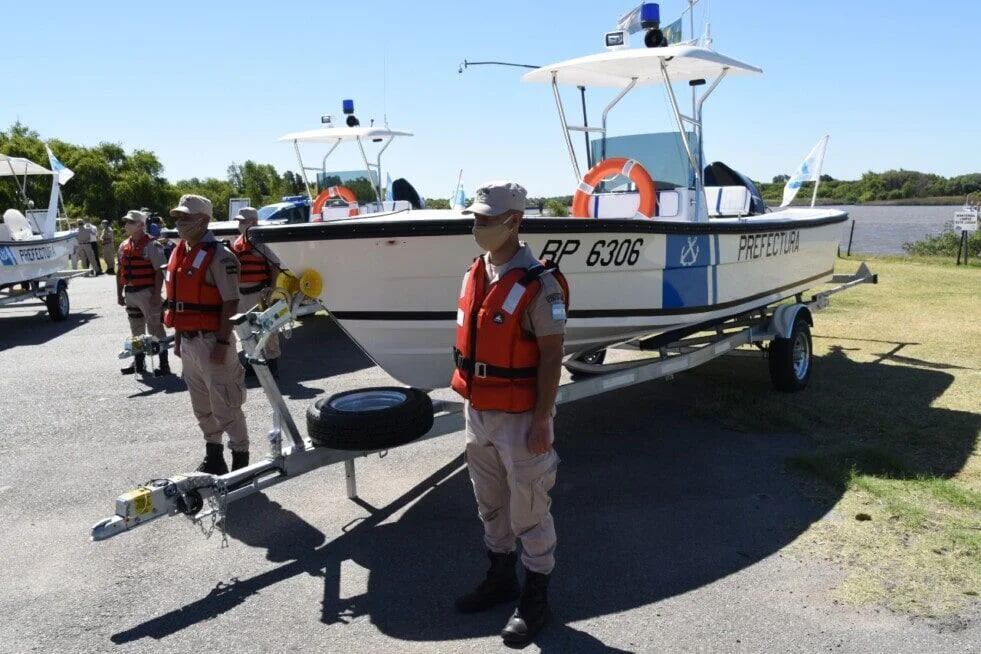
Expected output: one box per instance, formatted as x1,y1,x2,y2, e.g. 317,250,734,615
91,264,876,542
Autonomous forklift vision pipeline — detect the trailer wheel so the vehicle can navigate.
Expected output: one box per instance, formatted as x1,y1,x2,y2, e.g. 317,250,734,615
307,387,434,450
768,316,812,392
46,281,70,321
566,348,607,379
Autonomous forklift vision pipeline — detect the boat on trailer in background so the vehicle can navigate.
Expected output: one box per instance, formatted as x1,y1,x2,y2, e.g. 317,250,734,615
250,2,848,390
0,153,80,321
201,102,427,242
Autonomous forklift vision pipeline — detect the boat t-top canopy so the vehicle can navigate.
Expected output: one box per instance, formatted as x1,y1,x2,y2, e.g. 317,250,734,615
523,43,762,223
279,125,413,205
278,126,413,143
522,45,762,88
0,154,53,177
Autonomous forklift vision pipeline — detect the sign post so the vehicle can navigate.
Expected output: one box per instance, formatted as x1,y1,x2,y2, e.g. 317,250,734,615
953,209,977,265
228,197,251,221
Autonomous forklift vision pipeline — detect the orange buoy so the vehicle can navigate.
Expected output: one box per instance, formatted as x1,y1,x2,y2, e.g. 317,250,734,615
571,158,657,219
312,185,359,219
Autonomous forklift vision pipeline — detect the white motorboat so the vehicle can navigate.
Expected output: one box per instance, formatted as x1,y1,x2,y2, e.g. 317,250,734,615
0,154,76,288
251,5,847,390
198,113,425,242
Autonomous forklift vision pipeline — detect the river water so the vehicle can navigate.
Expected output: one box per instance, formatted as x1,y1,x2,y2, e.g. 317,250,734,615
830,205,955,255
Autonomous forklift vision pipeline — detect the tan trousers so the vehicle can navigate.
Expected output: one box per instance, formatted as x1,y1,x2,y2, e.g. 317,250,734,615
238,289,280,359
75,243,92,270
464,402,559,574
102,240,116,271
123,287,166,339
179,332,249,452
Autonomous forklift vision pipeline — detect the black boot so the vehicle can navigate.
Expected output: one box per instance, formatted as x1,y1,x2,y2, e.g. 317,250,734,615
501,569,550,646
196,443,229,476
455,550,520,614
121,353,146,375
231,450,249,471
154,350,171,376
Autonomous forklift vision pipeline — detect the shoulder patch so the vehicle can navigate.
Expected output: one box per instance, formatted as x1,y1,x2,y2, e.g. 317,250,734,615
545,292,564,304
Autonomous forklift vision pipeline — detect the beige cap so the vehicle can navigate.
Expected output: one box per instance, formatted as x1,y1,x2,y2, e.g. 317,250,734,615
122,210,147,224
462,180,527,216
234,207,259,221
170,194,213,219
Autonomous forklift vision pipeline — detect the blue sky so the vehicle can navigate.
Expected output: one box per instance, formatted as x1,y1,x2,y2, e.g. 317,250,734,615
5,0,980,198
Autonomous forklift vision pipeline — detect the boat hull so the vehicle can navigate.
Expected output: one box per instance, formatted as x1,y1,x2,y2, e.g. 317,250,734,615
253,210,847,389
0,233,76,287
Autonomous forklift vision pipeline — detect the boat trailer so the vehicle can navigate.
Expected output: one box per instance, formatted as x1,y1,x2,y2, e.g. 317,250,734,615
91,263,877,542
0,268,89,321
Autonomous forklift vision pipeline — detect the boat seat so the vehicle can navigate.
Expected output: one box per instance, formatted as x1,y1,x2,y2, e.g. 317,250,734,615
1,209,36,240
590,190,681,219
704,186,752,217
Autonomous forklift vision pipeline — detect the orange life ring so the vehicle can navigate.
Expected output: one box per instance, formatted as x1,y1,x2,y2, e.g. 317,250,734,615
312,185,359,219
571,158,657,219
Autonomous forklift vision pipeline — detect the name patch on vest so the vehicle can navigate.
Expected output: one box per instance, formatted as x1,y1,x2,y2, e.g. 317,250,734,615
501,283,526,315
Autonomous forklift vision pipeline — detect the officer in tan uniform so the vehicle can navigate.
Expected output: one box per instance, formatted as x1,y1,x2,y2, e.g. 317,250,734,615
116,210,170,376
164,194,249,475
452,181,567,646
100,220,116,274
73,221,95,274
232,207,283,378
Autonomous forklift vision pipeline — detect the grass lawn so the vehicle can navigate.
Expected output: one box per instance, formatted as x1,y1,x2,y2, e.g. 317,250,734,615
670,255,979,617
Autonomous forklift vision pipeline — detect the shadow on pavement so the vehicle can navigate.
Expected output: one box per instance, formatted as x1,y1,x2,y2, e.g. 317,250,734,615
0,311,97,351
110,346,978,649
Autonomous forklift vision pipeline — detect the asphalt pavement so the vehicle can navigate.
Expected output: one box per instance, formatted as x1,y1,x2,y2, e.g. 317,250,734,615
0,274,976,653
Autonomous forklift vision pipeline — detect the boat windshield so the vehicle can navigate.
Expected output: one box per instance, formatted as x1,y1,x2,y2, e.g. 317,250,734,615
589,131,696,190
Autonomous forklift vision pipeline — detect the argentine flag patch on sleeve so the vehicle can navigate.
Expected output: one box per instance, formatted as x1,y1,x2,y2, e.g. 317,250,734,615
551,303,567,321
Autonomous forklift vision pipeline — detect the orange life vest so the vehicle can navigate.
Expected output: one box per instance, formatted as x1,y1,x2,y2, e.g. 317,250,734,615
163,240,225,332
451,257,569,413
118,234,156,290
231,235,271,290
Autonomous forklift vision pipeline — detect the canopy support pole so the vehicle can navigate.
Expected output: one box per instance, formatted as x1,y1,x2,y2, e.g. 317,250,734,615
600,78,637,161
660,60,705,221
552,73,582,182
293,140,315,204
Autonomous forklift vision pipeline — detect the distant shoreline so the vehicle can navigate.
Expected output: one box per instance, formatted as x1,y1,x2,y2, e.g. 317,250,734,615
769,196,966,208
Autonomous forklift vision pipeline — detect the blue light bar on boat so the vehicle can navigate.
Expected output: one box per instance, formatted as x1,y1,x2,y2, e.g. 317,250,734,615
342,99,355,114
640,3,660,28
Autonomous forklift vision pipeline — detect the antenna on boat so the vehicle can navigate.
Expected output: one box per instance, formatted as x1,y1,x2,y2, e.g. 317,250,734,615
458,60,540,74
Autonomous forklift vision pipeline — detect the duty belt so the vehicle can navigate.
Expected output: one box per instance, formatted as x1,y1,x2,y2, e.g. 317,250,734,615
239,282,269,295
177,330,216,339
453,349,537,380
166,299,223,313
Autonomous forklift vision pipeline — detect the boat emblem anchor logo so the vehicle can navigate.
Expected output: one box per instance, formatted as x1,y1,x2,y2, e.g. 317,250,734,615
680,237,700,267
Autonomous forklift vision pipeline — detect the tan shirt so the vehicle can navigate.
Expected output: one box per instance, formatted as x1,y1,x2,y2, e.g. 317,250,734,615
199,232,240,302
484,243,567,338
99,227,114,246
118,234,167,270
75,225,93,244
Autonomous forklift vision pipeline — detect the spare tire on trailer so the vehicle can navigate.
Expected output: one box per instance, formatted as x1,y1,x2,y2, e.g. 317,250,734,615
307,387,434,450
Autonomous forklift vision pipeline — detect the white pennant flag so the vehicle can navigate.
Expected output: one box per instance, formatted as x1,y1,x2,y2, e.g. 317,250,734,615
45,144,74,186
780,135,829,207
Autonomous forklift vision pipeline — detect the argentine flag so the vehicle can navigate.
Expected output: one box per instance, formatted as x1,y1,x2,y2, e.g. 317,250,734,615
451,177,466,211
46,144,74,186
780,135,829,207
385,173,394,202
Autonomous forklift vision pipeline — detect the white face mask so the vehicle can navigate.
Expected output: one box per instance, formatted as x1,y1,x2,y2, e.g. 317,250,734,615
472,217,514,252
124,223,140,235
237,222,250,236
176,216,208,241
